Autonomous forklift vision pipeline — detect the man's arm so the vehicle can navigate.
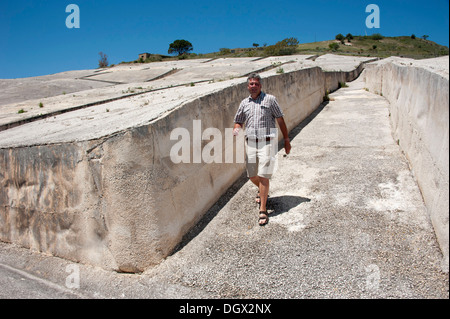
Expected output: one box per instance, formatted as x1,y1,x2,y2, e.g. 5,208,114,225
276,117,291,154
233,100,246,136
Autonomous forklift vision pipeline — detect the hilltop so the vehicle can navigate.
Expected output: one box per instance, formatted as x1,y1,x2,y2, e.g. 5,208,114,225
297,35,450,59
122,35,449,66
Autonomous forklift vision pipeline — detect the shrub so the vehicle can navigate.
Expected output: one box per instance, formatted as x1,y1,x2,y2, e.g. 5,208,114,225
145,55,163,62
264,37,299,56
219,48,231,55
323,90,330,102
329,43,340,51
98,52,109,68
371,33,383,40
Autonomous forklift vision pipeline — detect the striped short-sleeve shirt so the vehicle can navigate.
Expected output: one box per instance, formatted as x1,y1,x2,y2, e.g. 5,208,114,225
234,92,284,139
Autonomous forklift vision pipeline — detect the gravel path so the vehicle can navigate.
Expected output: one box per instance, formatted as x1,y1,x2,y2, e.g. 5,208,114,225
142,77,448,298
0,77,448,299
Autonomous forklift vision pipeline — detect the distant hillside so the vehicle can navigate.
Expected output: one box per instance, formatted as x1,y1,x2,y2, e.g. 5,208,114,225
297,35,449,59
122,35,448,66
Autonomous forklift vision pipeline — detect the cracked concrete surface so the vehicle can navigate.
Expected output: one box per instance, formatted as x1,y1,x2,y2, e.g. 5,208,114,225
0,76,447,298
2,54,377,272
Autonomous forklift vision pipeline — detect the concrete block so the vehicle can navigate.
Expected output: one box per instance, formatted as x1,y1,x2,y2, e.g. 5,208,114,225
0,56,372,271
363,56,449,272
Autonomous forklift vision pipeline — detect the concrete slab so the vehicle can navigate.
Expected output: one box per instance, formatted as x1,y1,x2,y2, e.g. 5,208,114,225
366,55,449,79
0,78,447,298
0,54,375,272
363,55,449,271
312,53,375,71
4,54,445,275
0,54,371,133
0,79,243,147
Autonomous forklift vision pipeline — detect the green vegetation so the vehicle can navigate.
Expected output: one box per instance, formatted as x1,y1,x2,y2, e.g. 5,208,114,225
329,43,340,51
264,37,300,56
118,35,448,66
298,35,448,59
323,90,331,102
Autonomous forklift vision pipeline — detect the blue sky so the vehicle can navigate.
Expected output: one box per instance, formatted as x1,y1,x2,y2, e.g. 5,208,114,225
1,0,448,79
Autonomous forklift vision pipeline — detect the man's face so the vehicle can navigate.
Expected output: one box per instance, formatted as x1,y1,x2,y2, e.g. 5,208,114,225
248,78,262,97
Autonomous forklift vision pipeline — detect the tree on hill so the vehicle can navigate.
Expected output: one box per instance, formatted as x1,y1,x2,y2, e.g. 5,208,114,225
335,33,345,44
335,34,345,41
168,40,193,56
281,37,300,47
264,37,299,56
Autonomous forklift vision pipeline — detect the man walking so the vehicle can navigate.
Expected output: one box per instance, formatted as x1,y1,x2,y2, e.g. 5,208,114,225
233,73,291,226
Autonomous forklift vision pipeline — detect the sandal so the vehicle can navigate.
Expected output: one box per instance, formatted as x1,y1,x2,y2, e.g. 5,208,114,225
258,211,269,226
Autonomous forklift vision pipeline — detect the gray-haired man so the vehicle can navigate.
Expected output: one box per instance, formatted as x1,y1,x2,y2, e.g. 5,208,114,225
233,73,291,226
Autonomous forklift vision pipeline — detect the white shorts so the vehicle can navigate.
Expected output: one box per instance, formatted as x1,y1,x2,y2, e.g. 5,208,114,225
245,138,278,179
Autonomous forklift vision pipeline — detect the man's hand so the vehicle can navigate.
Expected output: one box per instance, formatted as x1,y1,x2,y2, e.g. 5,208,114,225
276,117,291,155
284,138,291,155
233,123,242,136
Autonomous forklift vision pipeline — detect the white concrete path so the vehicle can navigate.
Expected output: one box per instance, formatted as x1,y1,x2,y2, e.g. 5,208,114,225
0,77,447,299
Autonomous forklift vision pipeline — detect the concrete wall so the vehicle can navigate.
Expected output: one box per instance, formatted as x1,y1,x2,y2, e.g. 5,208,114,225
363,58,449,272
0,142,118,268
0,64,365,272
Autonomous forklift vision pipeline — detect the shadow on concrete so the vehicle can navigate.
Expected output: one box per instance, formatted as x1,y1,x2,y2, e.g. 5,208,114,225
170,172,249,255
267,195,311,218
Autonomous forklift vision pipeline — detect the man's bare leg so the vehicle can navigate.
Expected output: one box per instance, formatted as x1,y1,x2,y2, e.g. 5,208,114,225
258,177,269,212
250,176,260,203
250,176,269,225
250,176,260,188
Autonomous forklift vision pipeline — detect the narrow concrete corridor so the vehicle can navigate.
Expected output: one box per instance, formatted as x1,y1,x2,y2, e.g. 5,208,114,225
1,76,447,299
141,77,448,298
